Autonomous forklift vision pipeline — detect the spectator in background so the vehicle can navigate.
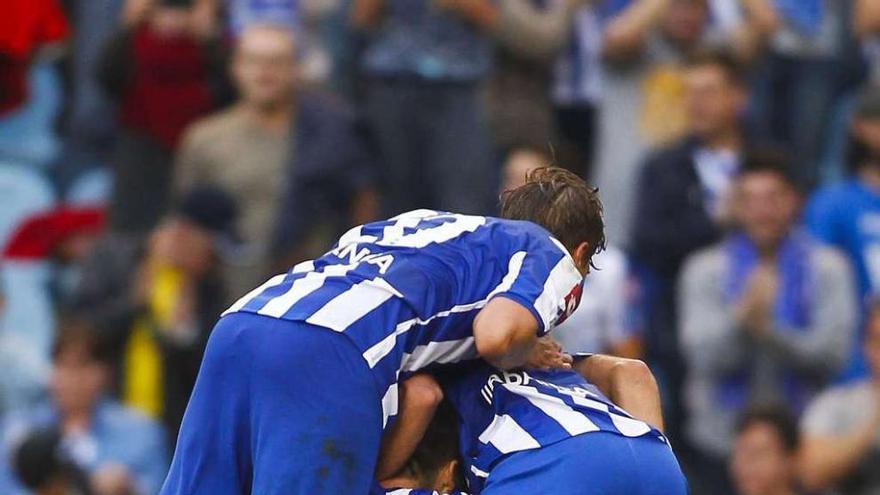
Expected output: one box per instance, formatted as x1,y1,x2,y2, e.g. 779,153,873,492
0,320,168,495
0,0,69,117
6,427,91,495
799,302,880,495
630,50,749,443
807,85,880,380
59,0,127,188
730,406,803,495
597,0,700,244
680,151,857,495
552,1,605,179
594,0,776,245
498,146,640,358
856,0,880,84
225,0,299,33
484,0,578,155
2,206,107,300
352,0,496,216
1,206,108,408
98,0,223,233
176,24,376,296
70,187,233,441
222,0,336,86
749,0,851,185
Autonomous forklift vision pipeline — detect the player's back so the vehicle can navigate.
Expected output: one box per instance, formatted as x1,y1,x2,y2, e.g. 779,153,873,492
222,209,584,425
437,361,665,491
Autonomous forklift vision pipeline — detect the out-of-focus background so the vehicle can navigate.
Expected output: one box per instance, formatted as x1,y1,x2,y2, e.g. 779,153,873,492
1,0,880,493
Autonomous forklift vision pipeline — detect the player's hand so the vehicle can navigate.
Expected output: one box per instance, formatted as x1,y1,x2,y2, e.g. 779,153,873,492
526,336,573,370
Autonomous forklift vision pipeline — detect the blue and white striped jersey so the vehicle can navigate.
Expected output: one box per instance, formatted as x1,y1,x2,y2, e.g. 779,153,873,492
437,360,665,493
223,210,585,427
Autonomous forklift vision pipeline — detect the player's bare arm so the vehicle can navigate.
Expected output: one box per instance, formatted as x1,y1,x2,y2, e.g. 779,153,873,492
473,297,542,370
375,374,444,480
575,354,665,432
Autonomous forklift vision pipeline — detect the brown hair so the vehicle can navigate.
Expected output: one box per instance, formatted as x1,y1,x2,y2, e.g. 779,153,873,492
51,318,112,366
407,400,464,488
499,167,606,265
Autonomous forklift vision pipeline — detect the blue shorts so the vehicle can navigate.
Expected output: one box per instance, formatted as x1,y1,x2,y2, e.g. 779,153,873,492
482,432,688,495
160,312,383,495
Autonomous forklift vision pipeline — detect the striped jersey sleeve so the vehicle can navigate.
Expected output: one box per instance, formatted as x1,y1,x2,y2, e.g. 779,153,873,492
490,236,584,335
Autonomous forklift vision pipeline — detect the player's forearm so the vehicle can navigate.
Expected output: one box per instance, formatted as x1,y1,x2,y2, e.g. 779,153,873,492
474,297,540,370
478,332,535,370
376,375,444,480
576,355,664,432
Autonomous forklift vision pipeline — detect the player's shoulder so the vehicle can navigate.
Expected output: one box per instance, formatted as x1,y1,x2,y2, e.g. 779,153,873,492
481,216,561,249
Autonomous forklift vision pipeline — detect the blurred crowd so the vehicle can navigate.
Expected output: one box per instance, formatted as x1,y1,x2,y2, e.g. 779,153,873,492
3,0,880,494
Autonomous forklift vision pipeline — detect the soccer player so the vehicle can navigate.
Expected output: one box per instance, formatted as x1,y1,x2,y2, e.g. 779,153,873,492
374,393,467,495
381,354,687,495
161,167,605,494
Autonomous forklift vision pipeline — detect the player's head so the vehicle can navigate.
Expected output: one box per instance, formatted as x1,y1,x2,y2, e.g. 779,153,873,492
730,405,800,495
499,167,605,275
384,401,464,492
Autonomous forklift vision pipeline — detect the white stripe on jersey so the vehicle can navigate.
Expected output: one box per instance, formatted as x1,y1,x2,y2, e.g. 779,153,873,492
478,414,541,454
390,209,442,221
569,394,653,437
362,251,527,369
222,273,287,316
470,465,489,479
307,278,403,331
375,215,486,248
258,268,345,318
401,337,478,372
533,256,582,328
505,383,600,436
381,382,399,428
291,259,315,273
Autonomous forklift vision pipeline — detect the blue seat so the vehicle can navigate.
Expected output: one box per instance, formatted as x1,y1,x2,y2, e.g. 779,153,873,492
0,260,55,391
0,63,63,169
66,167,113,206
0,164,55,251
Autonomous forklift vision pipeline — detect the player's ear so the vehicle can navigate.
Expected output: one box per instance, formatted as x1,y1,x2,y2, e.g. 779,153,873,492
435,459,459,493
572,241,591,276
